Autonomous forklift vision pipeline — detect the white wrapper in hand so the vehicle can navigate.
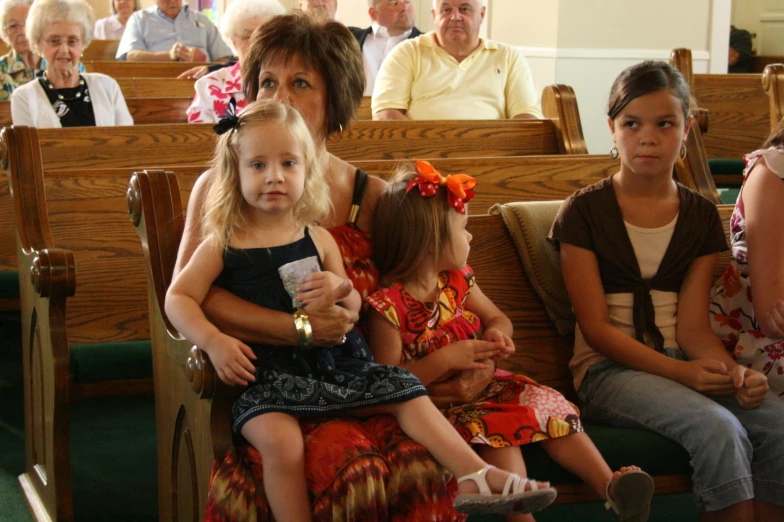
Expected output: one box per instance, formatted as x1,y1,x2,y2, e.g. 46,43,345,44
278,256,321,309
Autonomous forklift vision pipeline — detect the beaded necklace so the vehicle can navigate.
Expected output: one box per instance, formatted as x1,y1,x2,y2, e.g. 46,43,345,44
42,72,90,102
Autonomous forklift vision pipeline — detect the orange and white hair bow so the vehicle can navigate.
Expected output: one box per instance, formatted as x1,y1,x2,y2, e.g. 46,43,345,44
405,159,477,214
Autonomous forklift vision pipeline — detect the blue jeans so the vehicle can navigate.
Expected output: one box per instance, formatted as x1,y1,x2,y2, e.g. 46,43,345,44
578,349,784,512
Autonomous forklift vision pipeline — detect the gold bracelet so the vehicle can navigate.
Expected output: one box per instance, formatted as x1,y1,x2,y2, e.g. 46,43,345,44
293,309,313,351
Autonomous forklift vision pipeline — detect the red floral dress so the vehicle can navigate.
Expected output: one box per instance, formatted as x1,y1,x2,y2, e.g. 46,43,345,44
204,221,464,521
186,62,246,124
367,266,583,447
710,147,784,398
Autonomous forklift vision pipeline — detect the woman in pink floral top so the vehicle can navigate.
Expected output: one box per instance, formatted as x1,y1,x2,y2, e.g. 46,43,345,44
710,120,784,398
186,0,284,123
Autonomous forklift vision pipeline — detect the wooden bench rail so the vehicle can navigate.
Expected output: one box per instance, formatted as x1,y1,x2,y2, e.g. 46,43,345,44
115,78,196,99
82,60,216,78
0,97,193,127
762,63,784,129
82,40,120,61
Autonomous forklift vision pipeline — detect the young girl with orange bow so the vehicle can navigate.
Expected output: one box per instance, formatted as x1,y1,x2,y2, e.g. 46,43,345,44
367,160,654,522
165,100,562,520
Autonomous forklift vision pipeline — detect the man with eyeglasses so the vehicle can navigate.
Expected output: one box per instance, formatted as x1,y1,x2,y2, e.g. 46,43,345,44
116,0,232,62
349,0,420,96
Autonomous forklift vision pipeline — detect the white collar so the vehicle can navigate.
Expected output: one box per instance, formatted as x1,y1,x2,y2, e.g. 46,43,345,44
371,22,412,39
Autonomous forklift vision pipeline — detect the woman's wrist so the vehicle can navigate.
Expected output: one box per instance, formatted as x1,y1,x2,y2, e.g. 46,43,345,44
293,309,313,350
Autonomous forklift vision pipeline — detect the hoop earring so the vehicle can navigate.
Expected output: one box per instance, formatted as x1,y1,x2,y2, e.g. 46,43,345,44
609,145,619,159
680,143,687,159
339,123,344,134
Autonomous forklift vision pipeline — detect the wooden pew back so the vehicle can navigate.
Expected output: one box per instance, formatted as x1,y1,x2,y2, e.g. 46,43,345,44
671,48,771,159
83,60,213,77
83,40,120,61
0,97,193,127
115,78,196,99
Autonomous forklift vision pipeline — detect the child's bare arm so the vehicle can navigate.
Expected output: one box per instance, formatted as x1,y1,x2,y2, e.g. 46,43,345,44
165,240,257,386
367,310,499,386
465,283,514,355
299,227,362,313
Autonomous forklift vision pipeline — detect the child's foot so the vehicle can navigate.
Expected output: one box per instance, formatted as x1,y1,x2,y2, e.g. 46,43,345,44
454,464,557,515
605,466,654,522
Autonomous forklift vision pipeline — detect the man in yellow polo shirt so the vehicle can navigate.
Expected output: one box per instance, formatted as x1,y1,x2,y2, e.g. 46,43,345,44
372,0,542,120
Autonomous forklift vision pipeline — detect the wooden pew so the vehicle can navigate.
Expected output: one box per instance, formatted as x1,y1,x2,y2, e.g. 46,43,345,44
1,105,716,286
4,130,159,522
130,164,731,520
0,97,193,127
115,78,196,99
82,40,120,61
7,151,612,522
670,48,771,161
752,55,784,74
82,60,215,78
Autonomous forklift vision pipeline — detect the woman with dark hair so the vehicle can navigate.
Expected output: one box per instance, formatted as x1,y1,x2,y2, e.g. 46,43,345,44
710,119,784,399
175,11,494,521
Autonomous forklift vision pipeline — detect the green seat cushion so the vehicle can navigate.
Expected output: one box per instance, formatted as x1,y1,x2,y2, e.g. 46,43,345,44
708,158,745,176
0,271,19,299
521,423,692,484
69,340,152,383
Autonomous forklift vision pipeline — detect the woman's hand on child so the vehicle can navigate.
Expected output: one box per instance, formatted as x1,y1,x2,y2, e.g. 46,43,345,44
440,339,504,371
482,328,515,358
675,359,734,396
298,272,352,305
204,332,258,386
304,280,359,346
427,362,495,407
765,299,784,338
731,365,769,409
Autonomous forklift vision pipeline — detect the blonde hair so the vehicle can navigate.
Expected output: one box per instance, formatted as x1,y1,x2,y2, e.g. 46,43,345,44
372,165,456,287
204,100,331,248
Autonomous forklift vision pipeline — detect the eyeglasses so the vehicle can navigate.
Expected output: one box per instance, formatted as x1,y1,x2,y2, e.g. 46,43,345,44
3,22,23,34
235,31,253,42
44,37,82,48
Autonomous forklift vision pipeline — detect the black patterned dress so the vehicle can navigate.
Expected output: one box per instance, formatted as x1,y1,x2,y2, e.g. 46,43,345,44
215,227,427,433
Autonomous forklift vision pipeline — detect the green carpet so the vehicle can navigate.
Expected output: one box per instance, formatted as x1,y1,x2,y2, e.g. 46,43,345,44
0,315,700,521
0,316,158,522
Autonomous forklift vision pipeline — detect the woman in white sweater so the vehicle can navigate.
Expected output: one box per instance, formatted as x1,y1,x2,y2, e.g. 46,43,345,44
11,0,132,127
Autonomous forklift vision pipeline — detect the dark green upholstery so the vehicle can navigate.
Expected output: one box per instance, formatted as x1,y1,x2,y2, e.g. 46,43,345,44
718,187,741,205
708,158,745,176
0,271,19,299
522,424,691,483
69,340,152,383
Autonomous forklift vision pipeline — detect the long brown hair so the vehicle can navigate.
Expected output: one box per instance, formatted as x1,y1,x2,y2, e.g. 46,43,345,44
372,166,456,287
203,100,331,248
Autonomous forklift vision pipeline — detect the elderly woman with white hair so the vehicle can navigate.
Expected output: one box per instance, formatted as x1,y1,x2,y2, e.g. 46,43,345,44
11,0,132,127
93,0,140,40
186,0,284,123
0,0,41,100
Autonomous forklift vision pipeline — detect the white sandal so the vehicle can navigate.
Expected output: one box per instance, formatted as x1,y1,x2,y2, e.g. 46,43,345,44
604,470,654,521
453,464,557,515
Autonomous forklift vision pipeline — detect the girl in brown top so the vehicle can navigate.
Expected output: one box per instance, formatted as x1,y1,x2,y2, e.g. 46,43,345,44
550,61,784,522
